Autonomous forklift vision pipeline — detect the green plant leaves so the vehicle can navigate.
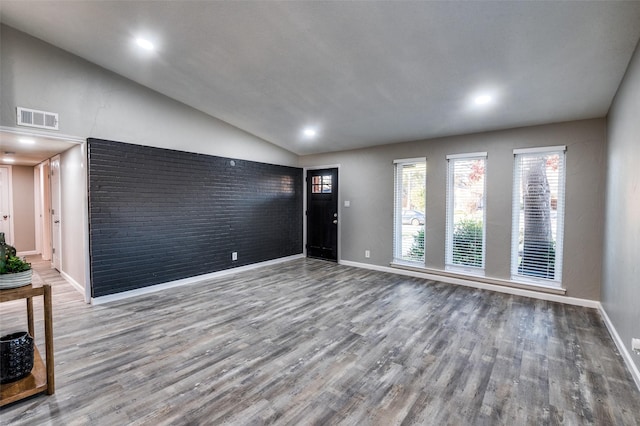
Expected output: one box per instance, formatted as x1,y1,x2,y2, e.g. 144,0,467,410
0,256,31,274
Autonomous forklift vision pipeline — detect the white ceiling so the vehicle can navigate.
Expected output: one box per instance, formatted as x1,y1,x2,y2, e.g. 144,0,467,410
2,1,640,156
0,130,80,166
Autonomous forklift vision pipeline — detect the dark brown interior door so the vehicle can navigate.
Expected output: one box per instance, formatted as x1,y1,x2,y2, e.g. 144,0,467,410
306,168,338,261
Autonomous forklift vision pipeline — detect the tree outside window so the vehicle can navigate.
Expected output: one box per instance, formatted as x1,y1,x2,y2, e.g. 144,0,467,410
512,148,566,284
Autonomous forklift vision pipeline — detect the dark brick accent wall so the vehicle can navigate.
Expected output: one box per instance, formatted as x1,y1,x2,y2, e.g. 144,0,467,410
87,138,303,297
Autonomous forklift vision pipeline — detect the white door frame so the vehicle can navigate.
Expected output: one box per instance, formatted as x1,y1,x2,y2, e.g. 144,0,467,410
81,142,91,304
50,155,62,271
34,166,42,255
39,160,52,261
0,165,14,245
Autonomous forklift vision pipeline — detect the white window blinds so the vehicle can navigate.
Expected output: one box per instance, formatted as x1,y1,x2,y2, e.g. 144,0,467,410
511,146,566,285
445,153,487,274
393,158,426,264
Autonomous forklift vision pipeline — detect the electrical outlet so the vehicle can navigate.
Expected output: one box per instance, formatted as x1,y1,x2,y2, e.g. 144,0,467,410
632,338,640,355
232,252,238,261
365,250,370,258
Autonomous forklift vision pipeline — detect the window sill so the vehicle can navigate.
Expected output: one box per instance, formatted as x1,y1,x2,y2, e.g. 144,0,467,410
445,264,485,277
510,275,562,288
389,262,566,295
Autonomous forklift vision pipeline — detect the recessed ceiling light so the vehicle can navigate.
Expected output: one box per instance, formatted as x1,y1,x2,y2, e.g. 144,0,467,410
303,127,317,138
19,138,35,145
474,95,493,106
135,37,155,51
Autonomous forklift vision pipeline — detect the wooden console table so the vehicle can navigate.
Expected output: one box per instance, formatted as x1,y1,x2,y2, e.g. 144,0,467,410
0,283,54,407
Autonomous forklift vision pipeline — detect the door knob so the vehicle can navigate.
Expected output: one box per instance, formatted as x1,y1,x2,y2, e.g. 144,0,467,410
54,220,60,224
333,220,338,224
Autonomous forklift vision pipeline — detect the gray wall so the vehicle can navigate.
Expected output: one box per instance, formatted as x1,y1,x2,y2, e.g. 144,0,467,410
299,119,606,300
603,40,640,373
0,25,297,167
11,165,35,252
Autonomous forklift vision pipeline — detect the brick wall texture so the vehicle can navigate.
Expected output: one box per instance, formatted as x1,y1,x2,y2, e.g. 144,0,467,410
88,138,303,297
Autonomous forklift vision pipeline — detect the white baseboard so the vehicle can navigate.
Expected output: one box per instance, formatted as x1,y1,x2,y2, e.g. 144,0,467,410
17,250,39,256
598,303,640,391
91,254,305,305
339,260,599,309
60,270,85,295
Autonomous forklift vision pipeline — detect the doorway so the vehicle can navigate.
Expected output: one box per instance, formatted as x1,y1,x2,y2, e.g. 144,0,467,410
0,128,89,301
37,160,52,261
50,155,61,271
306,168,339,262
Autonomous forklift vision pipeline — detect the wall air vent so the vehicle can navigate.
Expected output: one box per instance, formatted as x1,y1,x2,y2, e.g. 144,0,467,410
16,107,59,130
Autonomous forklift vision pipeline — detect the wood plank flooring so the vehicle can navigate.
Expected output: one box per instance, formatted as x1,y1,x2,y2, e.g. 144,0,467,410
1,257,639,425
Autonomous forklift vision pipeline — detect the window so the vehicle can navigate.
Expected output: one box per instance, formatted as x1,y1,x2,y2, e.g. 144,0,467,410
511,146,566,285
311,175,332,193
393,158,426,264
445,153,487,274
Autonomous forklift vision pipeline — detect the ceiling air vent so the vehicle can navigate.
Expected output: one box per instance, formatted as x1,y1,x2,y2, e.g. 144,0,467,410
16,107,59,130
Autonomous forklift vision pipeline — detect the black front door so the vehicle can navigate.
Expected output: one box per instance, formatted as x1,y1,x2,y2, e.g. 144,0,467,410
306,168,338,261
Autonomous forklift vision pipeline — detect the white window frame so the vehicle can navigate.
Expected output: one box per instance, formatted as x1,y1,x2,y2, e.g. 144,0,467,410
511,146,566,287
445,152,487,276
393,158,426,264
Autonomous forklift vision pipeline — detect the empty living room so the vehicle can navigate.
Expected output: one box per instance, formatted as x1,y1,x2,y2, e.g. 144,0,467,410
0,1,639,425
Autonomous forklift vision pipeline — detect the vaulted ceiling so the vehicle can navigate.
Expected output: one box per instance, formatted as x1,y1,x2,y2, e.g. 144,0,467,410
2,1,640,156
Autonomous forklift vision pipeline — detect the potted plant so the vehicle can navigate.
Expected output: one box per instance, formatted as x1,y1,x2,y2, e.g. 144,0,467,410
0,233,32,289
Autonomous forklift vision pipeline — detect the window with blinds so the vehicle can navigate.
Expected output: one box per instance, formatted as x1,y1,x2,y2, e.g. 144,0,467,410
445,153,487,274
393,158,426,264
511,146,566,285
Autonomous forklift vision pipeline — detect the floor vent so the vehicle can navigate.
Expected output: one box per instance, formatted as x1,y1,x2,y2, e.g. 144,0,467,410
16,107,59,130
